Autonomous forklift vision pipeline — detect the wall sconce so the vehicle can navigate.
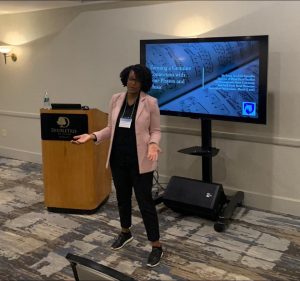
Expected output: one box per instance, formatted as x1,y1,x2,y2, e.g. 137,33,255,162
0,46,17,64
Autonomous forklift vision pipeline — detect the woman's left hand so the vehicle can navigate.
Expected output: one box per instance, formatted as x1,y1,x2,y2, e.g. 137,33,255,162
147,143,162,161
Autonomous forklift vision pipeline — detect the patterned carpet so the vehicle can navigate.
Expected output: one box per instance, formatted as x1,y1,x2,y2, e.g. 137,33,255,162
0,156,299,280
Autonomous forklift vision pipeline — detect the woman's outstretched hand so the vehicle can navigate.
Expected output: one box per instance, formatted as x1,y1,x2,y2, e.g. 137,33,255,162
71,133,92,144
147,143,162,161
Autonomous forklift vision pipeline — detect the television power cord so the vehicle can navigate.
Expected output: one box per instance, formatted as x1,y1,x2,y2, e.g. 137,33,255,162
152,169,168,199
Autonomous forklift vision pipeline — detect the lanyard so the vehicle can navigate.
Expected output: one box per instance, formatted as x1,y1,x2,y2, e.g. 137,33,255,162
121,96,137,119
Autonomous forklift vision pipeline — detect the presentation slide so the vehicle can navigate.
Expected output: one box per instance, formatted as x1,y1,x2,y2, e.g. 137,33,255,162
146,41,260,118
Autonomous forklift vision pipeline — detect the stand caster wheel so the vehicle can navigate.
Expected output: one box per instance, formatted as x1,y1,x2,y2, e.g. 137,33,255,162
214,222,226,232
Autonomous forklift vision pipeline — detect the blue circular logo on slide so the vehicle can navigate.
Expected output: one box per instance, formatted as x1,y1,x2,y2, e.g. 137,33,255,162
242,102,256,116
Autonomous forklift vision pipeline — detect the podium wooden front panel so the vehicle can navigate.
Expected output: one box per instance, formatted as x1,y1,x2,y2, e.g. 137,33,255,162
41,109,111,211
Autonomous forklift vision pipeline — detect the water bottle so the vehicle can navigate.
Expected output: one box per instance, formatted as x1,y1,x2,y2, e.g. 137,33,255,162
43,91,51,109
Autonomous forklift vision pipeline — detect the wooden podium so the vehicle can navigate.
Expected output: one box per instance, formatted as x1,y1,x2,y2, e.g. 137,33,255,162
40,108,111,213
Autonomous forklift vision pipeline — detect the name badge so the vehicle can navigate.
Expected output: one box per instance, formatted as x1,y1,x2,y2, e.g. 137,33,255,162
119,117,132,128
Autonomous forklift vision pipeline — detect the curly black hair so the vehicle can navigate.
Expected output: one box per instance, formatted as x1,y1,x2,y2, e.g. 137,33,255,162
120,64,153,93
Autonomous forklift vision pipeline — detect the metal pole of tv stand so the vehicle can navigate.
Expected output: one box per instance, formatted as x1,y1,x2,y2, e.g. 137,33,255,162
201,119,213,183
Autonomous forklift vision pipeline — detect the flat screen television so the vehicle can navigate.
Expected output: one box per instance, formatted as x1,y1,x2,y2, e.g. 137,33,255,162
140,35,268,124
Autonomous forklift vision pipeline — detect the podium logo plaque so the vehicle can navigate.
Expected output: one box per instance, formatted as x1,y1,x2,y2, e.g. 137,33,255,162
41,113,88,141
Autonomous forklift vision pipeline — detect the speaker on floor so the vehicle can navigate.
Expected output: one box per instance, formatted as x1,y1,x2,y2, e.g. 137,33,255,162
163,176,226,220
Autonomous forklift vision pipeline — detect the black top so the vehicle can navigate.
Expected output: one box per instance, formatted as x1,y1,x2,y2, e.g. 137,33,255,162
110,94,140,168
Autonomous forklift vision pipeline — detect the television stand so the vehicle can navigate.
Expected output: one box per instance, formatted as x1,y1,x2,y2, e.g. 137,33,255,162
155,119,244,232
214,191,244,232
178,146,219,157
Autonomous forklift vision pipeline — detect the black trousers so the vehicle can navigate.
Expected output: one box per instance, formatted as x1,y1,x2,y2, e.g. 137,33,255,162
110,161,160,242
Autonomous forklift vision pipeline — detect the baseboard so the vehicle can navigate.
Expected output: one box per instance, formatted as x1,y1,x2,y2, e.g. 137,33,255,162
0,145,42,164
158,174,300,217
223,185,300,217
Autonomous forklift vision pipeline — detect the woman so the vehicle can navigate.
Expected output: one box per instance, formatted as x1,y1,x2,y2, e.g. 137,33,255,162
72,64,163,267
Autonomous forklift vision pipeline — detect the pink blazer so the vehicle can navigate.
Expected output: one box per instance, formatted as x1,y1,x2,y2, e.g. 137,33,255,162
93,92,161,174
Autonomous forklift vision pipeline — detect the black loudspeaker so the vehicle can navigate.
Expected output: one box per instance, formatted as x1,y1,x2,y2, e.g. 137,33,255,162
163,176,226,220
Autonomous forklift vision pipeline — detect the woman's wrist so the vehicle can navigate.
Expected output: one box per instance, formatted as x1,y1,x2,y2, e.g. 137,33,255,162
90,133,97,141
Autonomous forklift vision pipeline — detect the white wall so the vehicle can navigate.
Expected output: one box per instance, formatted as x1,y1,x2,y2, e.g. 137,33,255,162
0,1,299,215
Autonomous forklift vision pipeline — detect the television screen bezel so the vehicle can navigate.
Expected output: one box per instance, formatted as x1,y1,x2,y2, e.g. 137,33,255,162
140,35,268,124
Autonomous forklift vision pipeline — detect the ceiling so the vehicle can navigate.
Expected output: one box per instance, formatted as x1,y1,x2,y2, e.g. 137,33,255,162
0,1,113,15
